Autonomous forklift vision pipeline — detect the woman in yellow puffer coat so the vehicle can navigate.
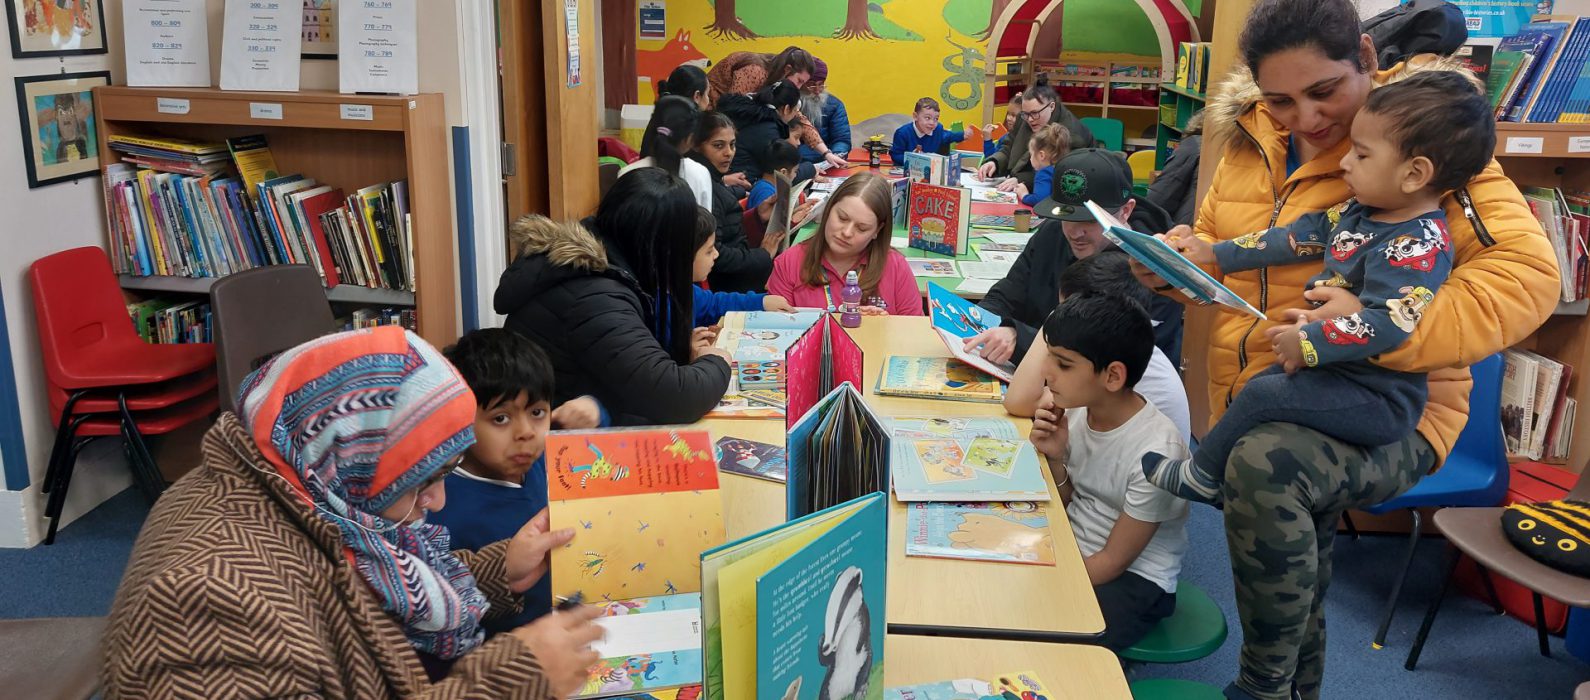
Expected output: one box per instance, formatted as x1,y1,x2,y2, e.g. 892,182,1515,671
1134,1,1559,698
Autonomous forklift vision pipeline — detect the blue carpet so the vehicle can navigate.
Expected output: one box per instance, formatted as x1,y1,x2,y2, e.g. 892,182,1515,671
3,489,1587,696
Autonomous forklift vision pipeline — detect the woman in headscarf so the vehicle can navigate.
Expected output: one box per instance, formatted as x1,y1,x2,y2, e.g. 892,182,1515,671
104,326,603,700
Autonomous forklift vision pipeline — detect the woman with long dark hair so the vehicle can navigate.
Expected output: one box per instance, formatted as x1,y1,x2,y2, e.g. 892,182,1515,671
717,80,815,184
620,94,712,209
690,111,780,292
495,169,732,426
657,64,710,110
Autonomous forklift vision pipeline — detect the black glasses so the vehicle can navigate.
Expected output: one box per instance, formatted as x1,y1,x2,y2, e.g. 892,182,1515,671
1020,101,1055,120
420,455,466,490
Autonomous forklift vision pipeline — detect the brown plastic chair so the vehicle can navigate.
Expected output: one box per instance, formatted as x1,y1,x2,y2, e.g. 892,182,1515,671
1405,475,1590,670
210,265,336,414
599,161,622,199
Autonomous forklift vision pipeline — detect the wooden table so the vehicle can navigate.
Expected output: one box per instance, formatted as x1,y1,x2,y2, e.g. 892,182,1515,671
884,635,1131,699
703,316,1105,643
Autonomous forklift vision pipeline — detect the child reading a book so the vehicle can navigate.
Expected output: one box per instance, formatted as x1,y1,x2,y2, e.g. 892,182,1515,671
890,97,966,165
692,209,795,325
747,140,803,220
1028,291,1189,651
1015,123,1070,208
1142,72,1494,506
767,172,925,316
428,328,609,633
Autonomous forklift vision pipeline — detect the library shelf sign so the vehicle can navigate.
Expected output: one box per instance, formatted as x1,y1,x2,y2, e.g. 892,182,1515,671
339,0,416,95
220,0,303,92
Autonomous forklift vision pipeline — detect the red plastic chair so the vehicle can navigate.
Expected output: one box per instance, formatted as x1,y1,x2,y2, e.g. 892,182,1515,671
30,247,218,543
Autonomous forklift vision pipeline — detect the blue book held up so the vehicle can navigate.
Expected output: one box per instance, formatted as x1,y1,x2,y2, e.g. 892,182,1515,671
1084,200,1266,319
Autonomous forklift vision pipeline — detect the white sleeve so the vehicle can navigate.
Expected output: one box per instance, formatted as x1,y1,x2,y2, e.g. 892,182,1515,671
1136,351,1192,445
686,160,714,210
1122,431,1190,524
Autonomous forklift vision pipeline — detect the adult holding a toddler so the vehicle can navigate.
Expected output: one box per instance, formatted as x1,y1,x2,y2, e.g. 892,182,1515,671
1128,0,1557,697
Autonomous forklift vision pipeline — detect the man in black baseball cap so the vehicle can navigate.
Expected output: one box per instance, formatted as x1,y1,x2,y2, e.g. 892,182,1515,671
966,147,1183,369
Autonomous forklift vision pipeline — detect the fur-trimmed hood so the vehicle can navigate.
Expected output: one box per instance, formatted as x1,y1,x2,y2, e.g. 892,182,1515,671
493,215,646,317
1204,53,1482,154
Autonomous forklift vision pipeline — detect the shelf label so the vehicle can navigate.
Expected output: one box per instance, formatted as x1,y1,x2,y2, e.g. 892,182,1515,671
249,102,283,120
156,97,190,115
1504,137,1544,154
341,104,374,121
1570,136,1590,154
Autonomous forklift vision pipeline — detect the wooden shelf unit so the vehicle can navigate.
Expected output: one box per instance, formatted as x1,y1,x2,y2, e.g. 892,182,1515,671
1498,123,1590,471
91,86,457,347
1037,59,1161,143
1155,81,1206,170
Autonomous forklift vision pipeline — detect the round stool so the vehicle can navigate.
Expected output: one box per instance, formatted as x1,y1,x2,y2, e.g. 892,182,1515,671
1121,583,1229,664
1129,678,1226,700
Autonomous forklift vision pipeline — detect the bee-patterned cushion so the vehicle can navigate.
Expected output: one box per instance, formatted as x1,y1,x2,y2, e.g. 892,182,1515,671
1502,500,1590,578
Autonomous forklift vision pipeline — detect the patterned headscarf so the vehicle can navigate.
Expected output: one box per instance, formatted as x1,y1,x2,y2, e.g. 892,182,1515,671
236,326,486,660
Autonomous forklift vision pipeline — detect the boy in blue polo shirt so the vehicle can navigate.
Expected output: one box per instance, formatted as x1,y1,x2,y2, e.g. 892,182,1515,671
891,97,965,165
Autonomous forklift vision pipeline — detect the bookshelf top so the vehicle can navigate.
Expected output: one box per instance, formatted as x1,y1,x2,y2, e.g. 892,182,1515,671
93,86,441,134
1493,122,1590,160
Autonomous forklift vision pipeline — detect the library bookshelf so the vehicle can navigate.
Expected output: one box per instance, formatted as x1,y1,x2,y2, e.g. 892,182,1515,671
91,86,458,347
1496,122,1590,472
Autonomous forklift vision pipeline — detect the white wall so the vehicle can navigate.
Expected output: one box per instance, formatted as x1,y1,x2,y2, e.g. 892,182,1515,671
0,0,485,547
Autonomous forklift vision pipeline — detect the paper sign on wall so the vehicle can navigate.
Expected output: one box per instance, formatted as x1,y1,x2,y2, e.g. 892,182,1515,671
639,1,665,40
124,0,211,87
220,0,304,91
339,0,418,95
565,0,581,88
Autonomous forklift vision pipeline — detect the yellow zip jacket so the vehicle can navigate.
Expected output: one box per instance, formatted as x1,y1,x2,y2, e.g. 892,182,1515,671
1192,55,1559,463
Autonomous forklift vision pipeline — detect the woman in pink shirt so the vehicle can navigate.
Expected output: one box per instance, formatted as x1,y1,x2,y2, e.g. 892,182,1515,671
767,172,924,315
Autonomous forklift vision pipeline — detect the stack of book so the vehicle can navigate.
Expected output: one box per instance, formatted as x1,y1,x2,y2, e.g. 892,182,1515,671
1486,16,1590,122
104,134,415,292
126,298,211,344
107,135,229,176
1523,186,1590,303
1502,349,1577,463
340,307,416,332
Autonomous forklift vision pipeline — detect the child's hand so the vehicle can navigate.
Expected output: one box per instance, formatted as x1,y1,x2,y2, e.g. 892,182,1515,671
723,172,751,190
551,396,602,430
995,178,1020,193
1165,226,1215,266
1266,323,1309,374
1029,391,1069,461
760,224,790,254
814,173,832,184
690,327,730,363
792,198,815,224
763,295,795,312
1305,284,1364,317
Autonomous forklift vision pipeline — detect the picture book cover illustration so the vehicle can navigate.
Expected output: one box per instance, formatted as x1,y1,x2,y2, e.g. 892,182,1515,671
905,502,1056,566
785,314,864,432
906,259,959,278
903,151,961,187
884,670,1052,699
908,182,972,256
547,429,727,602
927,283,1014,382
876,356,1004,403
714,436,788,483
1084,200,1266,319
887,417,1048,503
578,593,704,699
699,493,887,700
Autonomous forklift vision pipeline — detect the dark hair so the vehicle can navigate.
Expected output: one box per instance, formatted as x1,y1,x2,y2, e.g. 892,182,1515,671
1022,75,1058,105
640,95,701,177
1058,251,1155,310
694,206,717,252
443,328,554,410
1240,0,1365,75
754,80,801,111
658,64,708,103
756,140,801,175
766,47,817,85
593,168,698,363
914,97,940,114
695,110,735,145
1041,291,1153,389
1362,72,1494,192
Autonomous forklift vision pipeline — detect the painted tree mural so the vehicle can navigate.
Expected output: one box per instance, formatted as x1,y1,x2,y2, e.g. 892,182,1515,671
705,0,759,40
835,0,882,40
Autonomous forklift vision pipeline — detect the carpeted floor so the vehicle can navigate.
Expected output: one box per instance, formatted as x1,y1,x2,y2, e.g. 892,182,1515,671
3,488,1587,697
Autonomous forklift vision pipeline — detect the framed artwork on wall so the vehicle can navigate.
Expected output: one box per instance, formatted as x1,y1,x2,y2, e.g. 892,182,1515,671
302,0,336,59
13,71,109,188
5,0,107,58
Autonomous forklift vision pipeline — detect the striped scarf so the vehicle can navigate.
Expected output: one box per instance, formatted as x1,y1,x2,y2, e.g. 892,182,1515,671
236,326,486,660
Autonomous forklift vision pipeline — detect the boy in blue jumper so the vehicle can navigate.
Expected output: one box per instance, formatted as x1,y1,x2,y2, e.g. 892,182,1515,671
1017,123,1070,208
430,328,609,633
891,97,965,165
693,209,792,325
1142,72,1496,506
747,140,803,220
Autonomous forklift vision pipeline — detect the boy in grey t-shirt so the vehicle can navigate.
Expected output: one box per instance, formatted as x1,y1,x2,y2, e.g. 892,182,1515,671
1029,292,1190,650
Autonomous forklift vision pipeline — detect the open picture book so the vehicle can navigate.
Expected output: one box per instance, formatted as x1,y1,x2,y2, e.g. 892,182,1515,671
1083,200,1265,319
785,314,865,431
576,592,703,698
927,282,1015,382
887,417,1048,502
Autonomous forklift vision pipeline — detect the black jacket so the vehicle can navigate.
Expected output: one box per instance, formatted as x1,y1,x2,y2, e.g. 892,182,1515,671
1145,135,1201,227
718,94,816,184
978,196,1183,365
494,220,731,426
981,105,1095,188
692,152,774,293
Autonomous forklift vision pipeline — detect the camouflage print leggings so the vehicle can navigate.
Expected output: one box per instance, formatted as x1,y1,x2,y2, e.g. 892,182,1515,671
1223,422,1435,700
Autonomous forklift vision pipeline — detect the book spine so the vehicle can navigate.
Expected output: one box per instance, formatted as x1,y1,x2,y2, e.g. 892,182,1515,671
1529,19,1590,122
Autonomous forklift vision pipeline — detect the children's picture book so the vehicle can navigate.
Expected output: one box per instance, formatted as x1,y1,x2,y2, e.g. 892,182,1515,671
605,689,701,700
786,314,865,432
903,151,962,187
908,182,972,256
715,436,788,483
978,242,1025,253
906,259,959,278
787,383,891,519
706,392,786,420
884,671,1052,700
876,356,1004,403
577,593,704,699
970,189,1018,204
701,492,887,700
904,502,1056,565
976,248,1021,265
969,214,1015,230
980,232,1033,247
716,311,824,363
887,417,1048,502
546,429,727,602
955,261,1013,281
926,282,1015,382
768,173,814,249
1085,200,1266,319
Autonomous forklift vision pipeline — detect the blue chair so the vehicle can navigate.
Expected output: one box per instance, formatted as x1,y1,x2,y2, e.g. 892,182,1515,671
1080,117,1125,152
1357,352,1510,649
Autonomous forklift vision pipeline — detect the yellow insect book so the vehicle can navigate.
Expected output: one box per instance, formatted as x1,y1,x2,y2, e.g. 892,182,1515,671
875,356,1004,403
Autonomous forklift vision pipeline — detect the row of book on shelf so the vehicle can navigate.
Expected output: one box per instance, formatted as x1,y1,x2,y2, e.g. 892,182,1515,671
1048,61,1162,107
102,134,415,292
1476,14,1590,123
1503,349,1576,463
1523,186,1590,303
1173,41,1213,94
125,296,415,346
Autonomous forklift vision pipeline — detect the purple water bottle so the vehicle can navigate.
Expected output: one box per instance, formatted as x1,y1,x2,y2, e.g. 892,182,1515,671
839,270,862,328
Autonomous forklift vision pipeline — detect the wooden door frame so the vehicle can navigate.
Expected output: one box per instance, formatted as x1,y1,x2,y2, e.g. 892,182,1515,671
499,0,600,222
